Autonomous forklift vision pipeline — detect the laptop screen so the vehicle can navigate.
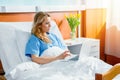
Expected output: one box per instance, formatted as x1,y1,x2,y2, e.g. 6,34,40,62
67,43,82,55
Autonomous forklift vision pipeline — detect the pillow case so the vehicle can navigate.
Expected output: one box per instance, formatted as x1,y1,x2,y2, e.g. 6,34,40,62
15,29,31,62
49,20,66,47
49,20,64,42
0,22,33,32
59,19,71,39
0,22,32,74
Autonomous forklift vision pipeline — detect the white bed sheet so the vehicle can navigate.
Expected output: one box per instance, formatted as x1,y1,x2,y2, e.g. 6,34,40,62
5,57,113,80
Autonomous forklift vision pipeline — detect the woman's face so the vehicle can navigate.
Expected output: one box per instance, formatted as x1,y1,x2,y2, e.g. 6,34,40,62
40,16,51,33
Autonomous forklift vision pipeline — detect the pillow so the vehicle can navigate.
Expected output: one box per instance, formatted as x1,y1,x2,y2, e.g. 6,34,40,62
59,19,71,39
41,46,65,57
49,20,66,47
0,22,33,74
12,22,33,32
0,24,22,73
49,20,64,42
15,29,31,62
0,22,33,32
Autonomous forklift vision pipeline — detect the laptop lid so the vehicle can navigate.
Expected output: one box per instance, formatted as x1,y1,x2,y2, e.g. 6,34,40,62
78,39,92,60
67,43,82,55
67,39,92,61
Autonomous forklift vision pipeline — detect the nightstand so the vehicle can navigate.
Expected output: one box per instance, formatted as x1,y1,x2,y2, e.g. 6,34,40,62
64,38,100,58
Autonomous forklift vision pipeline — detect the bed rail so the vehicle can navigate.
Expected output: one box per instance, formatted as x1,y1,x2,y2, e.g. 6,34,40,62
95,73,103,80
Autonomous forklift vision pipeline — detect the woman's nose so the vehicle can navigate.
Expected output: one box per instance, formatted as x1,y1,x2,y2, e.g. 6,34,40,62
49,23,51,27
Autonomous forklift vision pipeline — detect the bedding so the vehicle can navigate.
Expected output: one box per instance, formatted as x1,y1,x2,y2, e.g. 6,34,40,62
6,57,112,80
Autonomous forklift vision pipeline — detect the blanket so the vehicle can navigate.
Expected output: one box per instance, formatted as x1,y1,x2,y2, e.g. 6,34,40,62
6,57,113,80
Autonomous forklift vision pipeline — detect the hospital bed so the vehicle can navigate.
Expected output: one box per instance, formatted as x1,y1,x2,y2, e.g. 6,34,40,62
0,12,120,80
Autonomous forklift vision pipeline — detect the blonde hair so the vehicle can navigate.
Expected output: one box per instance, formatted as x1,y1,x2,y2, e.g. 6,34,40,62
31,12,51,43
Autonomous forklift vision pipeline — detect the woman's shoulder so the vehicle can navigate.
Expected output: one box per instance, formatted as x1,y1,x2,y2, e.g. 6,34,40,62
28,34,39,42
30,34,37,39
26,34,41,48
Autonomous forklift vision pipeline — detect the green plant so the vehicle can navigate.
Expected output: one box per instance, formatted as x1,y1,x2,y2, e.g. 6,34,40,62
66,14,81,32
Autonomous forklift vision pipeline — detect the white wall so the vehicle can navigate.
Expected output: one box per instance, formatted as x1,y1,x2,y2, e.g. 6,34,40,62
0,0,108,12
0,0,82,12
0,0,80,6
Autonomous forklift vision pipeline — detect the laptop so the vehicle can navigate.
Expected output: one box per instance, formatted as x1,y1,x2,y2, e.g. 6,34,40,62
65,39,92,61
65,43,82,61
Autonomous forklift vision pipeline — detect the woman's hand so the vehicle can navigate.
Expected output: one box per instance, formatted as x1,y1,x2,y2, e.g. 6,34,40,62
31,51,71,64
56,51,71,60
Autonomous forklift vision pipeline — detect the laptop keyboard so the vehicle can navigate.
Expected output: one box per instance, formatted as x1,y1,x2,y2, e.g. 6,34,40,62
65,55,79,61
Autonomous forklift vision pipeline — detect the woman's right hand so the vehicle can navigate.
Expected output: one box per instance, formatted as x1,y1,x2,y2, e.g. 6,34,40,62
56,51,71,60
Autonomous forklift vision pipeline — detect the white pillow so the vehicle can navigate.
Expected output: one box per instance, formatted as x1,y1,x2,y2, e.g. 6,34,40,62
15,29,31,62
0,22,33,32
41,46,65,57
49,20,64,42
0,24,22,73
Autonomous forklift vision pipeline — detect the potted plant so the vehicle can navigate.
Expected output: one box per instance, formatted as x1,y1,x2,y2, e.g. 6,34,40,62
66,13,81,39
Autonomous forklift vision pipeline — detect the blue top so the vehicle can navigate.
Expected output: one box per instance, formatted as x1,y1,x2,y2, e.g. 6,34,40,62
25,32,67,57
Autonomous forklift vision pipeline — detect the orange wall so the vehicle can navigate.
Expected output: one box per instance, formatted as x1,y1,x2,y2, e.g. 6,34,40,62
81,8,106,61
81,8,120,65
0,13,35,22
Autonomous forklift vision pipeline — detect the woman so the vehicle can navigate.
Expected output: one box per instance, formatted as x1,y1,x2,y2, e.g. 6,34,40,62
25,12,70,64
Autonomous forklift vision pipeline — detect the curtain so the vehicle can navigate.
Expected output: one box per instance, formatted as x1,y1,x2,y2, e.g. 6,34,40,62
105,0,120,58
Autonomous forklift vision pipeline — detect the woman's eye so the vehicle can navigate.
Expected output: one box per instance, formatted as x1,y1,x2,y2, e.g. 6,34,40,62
46,22,50,25
46,22,49,24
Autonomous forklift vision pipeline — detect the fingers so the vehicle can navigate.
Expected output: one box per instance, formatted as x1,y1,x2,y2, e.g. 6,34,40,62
63,51,71,57
57,50,71,60
64,51,71,55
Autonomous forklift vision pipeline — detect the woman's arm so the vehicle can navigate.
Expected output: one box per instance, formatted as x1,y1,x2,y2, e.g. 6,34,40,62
31,51,70,64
